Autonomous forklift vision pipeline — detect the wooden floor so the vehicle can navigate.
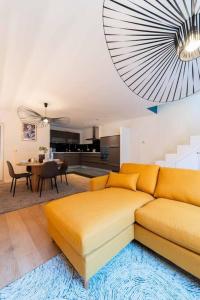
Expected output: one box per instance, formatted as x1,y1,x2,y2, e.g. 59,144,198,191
0,204,60,289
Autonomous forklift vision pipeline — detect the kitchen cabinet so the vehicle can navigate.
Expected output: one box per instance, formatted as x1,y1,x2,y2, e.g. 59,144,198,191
100,135,120,148
50,130,80,144
80,153,104,168
100,135,120,171
53,134,120,172
54,153,81,166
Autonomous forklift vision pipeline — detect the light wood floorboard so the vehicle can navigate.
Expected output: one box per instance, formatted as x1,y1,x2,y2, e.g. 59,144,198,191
0,174,90,289
0,204,60,289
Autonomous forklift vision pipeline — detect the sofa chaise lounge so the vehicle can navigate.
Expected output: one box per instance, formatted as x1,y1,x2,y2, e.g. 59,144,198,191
44,163,200,287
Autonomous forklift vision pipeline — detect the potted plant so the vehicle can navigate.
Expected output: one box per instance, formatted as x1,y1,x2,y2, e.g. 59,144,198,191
39,146,48,163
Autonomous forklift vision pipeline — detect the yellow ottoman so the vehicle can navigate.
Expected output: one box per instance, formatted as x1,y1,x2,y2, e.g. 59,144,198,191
44,187,153,286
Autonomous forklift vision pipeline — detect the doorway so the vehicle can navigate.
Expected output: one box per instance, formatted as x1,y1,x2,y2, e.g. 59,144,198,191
0,124,3,181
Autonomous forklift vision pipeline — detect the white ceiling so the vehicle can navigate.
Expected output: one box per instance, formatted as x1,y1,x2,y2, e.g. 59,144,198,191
0,0,152,128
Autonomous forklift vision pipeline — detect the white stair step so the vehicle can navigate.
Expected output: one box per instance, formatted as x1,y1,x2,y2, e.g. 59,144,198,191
156,160,176,168
165,161,176,168
155,161,166,167
190,136,200,146
155,135,200,170
177,145,192,155
165,154,177,161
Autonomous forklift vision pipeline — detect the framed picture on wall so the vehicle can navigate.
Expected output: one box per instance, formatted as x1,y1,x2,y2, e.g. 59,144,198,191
22,123,37,141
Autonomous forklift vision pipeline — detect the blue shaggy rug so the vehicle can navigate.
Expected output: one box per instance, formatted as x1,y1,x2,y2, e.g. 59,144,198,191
0,242,199,300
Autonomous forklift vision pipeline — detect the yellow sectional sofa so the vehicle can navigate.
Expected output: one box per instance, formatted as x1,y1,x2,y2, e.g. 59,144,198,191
44,163,200,287
135,166,200,280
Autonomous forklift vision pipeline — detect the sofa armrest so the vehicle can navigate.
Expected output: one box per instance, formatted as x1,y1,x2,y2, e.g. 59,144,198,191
89,175,109,191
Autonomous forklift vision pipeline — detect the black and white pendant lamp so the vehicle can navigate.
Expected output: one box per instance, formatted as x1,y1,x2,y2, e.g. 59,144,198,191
103,0,200,102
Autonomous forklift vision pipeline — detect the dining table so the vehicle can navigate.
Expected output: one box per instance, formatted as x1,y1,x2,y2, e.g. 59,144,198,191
17,160,63,192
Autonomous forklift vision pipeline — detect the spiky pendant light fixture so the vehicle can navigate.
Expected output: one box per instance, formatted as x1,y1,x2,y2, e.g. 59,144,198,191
103,0,200,103
17,103,70,127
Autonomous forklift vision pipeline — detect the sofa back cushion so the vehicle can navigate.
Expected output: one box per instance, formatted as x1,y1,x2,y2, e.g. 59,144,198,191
154,167,200,206
120,163,160,195
106,172,139,191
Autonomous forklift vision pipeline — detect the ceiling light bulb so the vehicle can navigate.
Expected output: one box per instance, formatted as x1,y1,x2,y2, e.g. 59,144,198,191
185,39,200,52
43,118,49,124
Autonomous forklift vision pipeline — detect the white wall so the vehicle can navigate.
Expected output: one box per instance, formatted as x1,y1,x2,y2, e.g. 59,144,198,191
82,127,99,144
0,110,50,182
81,128,94,144
100,94,200,164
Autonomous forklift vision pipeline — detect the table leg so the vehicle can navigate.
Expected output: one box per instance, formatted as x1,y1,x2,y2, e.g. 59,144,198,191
31,166,41,192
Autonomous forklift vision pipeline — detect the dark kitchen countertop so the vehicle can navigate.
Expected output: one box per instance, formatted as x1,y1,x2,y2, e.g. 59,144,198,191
52,152,101,154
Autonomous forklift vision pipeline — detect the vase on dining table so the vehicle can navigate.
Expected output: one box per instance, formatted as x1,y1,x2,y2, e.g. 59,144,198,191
38,146,48,163
39,154,45,163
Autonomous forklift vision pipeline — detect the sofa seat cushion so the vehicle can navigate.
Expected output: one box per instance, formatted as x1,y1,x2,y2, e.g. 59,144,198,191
45,188,153,256
136,198,200,255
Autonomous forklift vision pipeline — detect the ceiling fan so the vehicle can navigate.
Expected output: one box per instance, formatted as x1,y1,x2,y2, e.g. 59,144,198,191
17,103,70,128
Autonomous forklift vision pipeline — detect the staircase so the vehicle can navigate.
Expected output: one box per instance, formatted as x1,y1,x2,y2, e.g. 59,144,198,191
155,136,200,170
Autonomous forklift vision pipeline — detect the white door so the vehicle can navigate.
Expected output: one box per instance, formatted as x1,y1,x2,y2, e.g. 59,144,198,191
0,124,3,181
120,127,131,165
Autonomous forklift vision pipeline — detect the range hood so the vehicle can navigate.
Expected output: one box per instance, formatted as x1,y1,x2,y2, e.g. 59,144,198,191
85,126,99,141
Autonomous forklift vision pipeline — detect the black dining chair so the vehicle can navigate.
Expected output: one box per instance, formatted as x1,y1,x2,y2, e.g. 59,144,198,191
57,161,68,185
37,161,59,197
7,161,32,197
26,166,32,174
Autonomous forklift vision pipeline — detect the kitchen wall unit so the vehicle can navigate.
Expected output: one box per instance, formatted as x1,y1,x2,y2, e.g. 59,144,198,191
50,130,80,144
100,135,120,148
